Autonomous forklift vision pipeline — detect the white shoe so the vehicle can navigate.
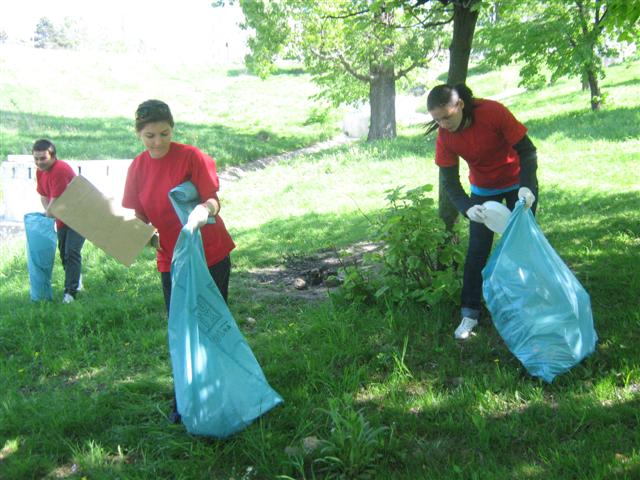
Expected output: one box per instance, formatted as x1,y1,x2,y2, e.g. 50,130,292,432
77,274,83,291
454,317,478,340
62,293,75,304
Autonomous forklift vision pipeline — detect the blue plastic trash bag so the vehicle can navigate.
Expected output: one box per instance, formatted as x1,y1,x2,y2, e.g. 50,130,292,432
24,212,57,301
167,181,283,437
483,201,597,383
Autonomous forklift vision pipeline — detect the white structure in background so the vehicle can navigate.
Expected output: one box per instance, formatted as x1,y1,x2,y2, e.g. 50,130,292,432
342,104,370,139
0,156,133,224
341,94,430,138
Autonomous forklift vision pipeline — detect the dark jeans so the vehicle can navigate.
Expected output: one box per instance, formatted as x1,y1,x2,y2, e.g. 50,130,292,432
160,255,231,313
461,188,538,320
56,225,85,297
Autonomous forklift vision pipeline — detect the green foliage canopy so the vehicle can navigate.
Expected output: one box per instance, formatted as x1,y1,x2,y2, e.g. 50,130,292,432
238,0,451,105
476,0,638,108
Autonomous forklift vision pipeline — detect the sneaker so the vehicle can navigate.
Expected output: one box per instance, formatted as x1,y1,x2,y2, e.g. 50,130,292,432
454,317,478,340
77,274,83,292
62,293,75,304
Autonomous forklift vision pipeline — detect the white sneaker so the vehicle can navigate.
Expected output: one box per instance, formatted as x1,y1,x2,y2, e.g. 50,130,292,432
77,274,83,291
454,317,478,340
62,293,75,304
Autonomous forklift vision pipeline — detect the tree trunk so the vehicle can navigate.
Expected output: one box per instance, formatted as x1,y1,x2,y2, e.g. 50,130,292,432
439,3,480,231
368,64,397,141
587,68,602,111
447,3,480,85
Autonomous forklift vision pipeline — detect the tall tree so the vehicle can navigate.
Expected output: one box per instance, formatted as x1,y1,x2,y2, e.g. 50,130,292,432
434,0,482,230
237,0,450,140
477,0,639,111
401,0,481,230
446,0,481,84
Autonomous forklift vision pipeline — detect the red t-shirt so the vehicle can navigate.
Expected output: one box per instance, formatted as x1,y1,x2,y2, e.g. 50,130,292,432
435,99,527,189
122,142,235,272
36,159,76,229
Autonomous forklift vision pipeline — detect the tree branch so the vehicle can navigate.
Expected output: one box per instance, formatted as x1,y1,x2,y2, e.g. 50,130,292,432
395,59,423,79
323,9,369,20
337,53,375,82
396,9,455,29
308,46,373,82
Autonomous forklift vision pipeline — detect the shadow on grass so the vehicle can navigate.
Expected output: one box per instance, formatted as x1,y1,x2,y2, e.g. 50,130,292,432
227,67,252,77
1,184,638,477
0,110,332,168
226,66,306,77
538,188,640,312
601,76,640,90
527,106,640,142
231,209,373,269
357,386,640,478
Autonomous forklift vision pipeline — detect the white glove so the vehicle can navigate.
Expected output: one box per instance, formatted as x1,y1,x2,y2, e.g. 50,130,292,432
185,204,210,233
518,187,536,208
466,204,487,223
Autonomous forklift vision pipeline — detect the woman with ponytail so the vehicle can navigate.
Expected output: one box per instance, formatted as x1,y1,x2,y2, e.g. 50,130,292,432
427,84,539,340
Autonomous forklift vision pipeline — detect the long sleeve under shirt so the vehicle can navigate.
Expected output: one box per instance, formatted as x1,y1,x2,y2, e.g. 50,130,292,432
440,135,538,214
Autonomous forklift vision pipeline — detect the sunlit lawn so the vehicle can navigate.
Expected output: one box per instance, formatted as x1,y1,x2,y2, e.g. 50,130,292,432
0,46,339,166
0,52,639,479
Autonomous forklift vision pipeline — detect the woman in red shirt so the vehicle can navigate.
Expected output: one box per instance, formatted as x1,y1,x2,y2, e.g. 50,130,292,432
427,84,538,340
122,100,235,421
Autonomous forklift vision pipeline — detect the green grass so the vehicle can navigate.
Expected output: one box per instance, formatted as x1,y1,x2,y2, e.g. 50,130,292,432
0,46,339,166
1,51,639,479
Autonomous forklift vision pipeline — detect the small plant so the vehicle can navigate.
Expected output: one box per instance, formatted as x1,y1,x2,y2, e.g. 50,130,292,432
304,105,331,125
341,184,464,308
313,400,389,480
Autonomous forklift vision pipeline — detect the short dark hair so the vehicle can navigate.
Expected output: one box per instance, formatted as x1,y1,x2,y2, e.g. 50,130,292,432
32,138,57,157
135,99,174,132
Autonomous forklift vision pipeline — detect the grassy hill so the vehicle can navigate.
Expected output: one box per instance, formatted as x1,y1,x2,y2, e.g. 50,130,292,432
0,46,339,167
0,47,639,479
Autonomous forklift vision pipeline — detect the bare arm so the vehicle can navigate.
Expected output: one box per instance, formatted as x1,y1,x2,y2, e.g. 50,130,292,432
41,196,55,217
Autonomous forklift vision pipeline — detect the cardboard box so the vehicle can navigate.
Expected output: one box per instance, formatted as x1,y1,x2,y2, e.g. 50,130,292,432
49,175,155,266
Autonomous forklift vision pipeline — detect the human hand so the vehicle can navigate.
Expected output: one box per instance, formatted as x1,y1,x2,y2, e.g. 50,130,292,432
466,205,487,223
185,203,210,233
148,231,162,251
518,187,535,208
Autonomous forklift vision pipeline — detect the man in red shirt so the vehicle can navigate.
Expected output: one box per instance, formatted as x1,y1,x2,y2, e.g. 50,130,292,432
33,139,85,303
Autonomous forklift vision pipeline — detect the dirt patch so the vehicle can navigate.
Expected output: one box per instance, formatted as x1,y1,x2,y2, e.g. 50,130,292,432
243,241,381,301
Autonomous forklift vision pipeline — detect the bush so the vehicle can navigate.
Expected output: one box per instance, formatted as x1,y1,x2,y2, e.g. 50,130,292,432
340,184,464,307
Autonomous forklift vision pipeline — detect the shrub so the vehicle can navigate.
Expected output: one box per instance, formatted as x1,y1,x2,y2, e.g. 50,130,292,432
341,184,464,307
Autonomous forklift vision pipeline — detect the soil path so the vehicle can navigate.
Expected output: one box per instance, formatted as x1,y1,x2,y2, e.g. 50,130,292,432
218,134,355,184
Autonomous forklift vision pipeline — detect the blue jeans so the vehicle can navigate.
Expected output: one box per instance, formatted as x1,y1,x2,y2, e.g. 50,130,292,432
461,189,537,320
56,225,85,297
